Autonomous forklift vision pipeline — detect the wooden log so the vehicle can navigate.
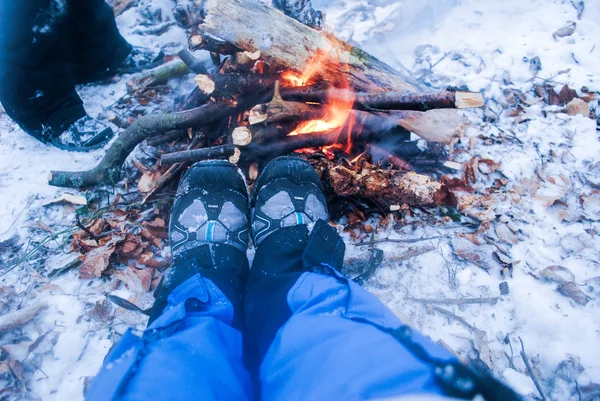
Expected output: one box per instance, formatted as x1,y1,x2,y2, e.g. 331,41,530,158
161,144,238,165
146,129,188,147
177,49,207,74
48,102,248,188
126,59,190,94
283,88,484,111
188,33,240,54
194,73,278,101
196,0,420,93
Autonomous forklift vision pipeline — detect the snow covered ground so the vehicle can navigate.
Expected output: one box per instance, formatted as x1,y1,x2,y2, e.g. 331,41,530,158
1,0,599,400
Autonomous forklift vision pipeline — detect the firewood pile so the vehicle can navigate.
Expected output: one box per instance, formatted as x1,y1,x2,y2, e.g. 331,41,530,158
48,0,485,222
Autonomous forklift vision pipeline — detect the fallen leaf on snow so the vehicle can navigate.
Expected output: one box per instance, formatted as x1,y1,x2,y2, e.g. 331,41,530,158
566,98,590,117
557,281,590,306
553,21,577,39
539,265,575,284
495,222,518,244
79,238,122,279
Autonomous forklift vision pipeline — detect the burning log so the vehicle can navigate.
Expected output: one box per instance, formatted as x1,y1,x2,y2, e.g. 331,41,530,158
249,82,326,125
196,0,420,93
48,101,248,188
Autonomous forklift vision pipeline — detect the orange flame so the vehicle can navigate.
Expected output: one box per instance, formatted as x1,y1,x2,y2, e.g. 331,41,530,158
282,51,328,87
282,51,359,155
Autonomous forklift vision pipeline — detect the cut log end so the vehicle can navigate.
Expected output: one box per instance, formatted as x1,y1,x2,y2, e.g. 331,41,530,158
195,74,216,95
228,147,241,164
232,127,253,146
455,92,485,109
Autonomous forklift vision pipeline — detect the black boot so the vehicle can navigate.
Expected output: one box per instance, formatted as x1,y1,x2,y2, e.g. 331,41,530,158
148,160,250,325
251,156,329,245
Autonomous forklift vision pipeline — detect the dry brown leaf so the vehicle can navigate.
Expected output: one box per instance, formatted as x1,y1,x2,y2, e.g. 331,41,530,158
132,267,155,291
137,251,171,269
566,98,590,117
495,223,518,245
79,238,122,279
539,265,575,284
557,281,590,306
478,159,500,174
138,170,162,193
553,21,577,39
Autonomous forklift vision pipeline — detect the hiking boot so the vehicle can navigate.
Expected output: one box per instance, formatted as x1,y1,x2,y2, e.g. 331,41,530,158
148,160,250,324
251,156,329,246
169,160,250,257
44,116,114,152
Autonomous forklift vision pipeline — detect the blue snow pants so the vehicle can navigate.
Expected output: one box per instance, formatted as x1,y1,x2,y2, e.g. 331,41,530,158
86,222,481,401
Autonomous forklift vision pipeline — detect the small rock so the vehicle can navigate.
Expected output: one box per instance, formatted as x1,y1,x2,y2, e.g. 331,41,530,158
566,98,590,117
557,282,590,306
499,281,510,295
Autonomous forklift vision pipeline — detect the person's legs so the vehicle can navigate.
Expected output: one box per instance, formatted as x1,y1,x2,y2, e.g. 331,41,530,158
86,161,253,401
0,0,86,140
245,157,520,401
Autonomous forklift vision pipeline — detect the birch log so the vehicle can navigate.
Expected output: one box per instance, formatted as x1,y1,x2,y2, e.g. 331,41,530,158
196,0,420,93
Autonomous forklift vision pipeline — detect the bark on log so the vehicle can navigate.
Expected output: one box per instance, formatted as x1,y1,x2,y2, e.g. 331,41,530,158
48,102,246,188
311,159,456,208
146,129,188,147
188,33,241,54
194,73,278,100
161,144,238,165
283,88,484,111
126,59,190,94
177,48,207,74
196,0,420,93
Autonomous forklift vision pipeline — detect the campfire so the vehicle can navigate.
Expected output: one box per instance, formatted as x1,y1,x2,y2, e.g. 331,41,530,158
48,0,484,219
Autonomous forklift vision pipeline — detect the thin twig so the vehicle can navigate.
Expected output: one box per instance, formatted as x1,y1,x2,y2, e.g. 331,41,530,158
355,235,444,246
431,305,485,336
519,336,547,401
406,297,499,305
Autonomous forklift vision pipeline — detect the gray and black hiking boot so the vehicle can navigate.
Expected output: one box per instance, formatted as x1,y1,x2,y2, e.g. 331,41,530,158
148,160,250,324
44,115,114,152
251,156,329,246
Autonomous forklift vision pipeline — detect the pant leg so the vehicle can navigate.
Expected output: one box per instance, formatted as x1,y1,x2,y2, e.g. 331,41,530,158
87,273,254,401
87,244,253,401
0,0,85,138
245,221,517,401
66,0,132,84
